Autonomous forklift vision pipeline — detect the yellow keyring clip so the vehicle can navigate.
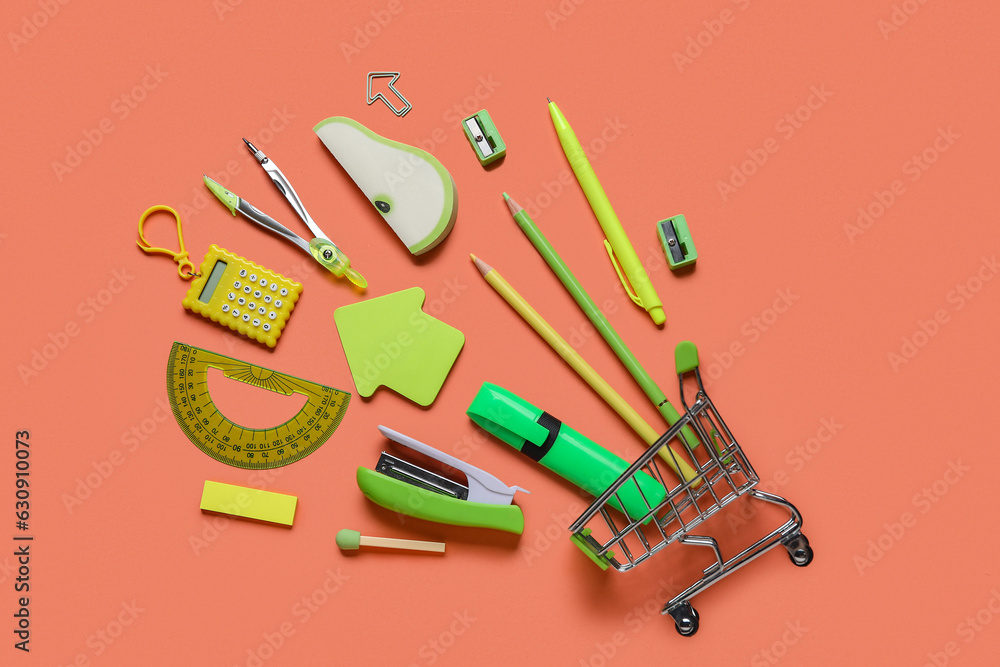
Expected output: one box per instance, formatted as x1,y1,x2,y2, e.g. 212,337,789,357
137,205,199,279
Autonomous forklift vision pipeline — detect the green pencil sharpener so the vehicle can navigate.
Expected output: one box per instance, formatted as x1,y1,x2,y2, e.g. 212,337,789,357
657,215,697,270
461,110,505,166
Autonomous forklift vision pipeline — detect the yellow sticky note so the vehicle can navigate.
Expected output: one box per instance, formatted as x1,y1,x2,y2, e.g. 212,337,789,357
199,480,297,526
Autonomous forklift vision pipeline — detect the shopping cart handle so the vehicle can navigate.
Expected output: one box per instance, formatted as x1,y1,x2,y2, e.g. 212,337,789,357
675,341,700,374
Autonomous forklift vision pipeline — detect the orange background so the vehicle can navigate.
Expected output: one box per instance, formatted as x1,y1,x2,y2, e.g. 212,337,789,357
3,0,999,664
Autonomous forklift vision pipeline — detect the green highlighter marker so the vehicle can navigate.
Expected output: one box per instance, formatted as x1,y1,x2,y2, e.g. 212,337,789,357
503,193,699,449
467,383,666,521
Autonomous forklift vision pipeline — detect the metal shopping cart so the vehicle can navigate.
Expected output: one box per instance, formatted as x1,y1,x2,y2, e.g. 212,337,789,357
569,342,813,637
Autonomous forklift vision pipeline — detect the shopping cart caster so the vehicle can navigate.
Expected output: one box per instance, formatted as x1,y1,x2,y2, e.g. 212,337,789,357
783,534,813,567
668,602,700,637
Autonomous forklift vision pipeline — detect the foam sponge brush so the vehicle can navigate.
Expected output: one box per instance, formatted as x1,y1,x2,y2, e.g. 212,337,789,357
314,116,457,255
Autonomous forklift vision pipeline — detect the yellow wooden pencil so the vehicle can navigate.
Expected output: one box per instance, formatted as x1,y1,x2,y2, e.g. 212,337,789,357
472,254,697,484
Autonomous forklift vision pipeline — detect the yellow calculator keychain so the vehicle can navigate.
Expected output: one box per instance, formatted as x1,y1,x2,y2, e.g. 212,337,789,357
137,205,302,348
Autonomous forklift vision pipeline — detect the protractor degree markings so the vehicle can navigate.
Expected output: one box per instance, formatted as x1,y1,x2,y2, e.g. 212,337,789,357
262,375,288,394
168,343,351,470
304,397,330,414
224,369,266,389
208,360,249,369
277,376,319,396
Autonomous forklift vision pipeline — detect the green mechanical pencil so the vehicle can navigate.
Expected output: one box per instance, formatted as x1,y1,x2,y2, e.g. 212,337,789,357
548,98,665,326
503,193,699,449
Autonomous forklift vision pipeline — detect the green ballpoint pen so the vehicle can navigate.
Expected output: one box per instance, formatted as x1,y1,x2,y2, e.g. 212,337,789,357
548,98,665,326
503,192,699,449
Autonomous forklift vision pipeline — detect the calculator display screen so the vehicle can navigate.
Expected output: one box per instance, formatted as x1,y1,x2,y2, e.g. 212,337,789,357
198,260,228,303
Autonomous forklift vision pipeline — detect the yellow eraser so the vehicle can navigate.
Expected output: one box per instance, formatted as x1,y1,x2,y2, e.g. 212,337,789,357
199,480,297,526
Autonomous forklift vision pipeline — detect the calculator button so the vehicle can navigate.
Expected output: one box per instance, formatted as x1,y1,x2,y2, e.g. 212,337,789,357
239,269,247,277
279,288,289,296
252,318,261,327
238,297,246,305
247,303,256,311
242,313,251,322
263,295,272,303
262,323,271,331
227,292,236,301
233,280,241,289
231,308,240,317
221,304,230,313
269,283,278,291
243,286,252,293
268,311,277,320
249,274,257,282
274,300,283,308
258,306,266,315
259,278,268,287
253,290,262,298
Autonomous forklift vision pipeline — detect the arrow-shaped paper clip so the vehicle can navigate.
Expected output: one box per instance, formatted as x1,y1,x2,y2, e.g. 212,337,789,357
366,71,412,117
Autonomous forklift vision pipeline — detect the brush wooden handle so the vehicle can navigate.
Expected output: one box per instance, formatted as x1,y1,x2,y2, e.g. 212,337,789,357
336,529,445,553
361,535,445,553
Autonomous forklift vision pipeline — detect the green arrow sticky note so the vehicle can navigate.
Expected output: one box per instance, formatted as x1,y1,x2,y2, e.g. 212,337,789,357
334,287,465,406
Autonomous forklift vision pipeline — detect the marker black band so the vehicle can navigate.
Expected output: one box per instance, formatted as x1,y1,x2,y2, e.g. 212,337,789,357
520,412,561,462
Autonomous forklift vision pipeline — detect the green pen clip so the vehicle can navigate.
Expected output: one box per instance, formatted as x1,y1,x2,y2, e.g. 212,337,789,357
356,426,528,534
657,215,697,270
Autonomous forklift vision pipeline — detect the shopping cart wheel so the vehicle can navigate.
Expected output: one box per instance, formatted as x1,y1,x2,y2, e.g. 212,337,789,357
669,602,700,637
784,534,813,567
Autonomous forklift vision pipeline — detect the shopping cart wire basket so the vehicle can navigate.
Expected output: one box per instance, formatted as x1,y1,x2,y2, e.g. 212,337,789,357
568,342,813,636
